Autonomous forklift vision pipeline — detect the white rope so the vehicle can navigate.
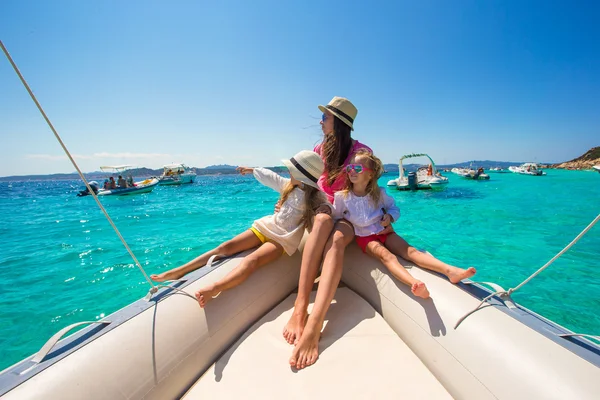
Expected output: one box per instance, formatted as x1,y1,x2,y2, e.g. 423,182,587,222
507,213,600,295
455,213,600,329
1,40,157,291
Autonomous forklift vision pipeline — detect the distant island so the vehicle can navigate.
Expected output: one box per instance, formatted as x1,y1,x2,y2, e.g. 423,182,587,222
1,147,597,181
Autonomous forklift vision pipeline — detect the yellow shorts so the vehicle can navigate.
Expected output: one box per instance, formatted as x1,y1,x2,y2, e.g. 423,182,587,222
250,227,269,243
249,227,286,255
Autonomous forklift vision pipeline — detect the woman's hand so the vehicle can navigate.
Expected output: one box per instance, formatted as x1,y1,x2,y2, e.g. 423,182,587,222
236,166,253,175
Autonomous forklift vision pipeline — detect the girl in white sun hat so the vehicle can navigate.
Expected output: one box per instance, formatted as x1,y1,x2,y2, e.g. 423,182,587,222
151,150,329,308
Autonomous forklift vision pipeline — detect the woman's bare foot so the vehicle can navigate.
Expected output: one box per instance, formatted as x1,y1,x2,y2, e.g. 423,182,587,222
150,270,182,282
289,324,320,369
195,284,220,308
447,266,476,283
411,281,430,299
283,309,308,344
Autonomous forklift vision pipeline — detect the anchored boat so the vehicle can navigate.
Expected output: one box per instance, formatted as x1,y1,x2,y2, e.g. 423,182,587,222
387,153,448,190
451,167,490,180
93,166,159,196
509,163,546,176
158,164,197,185
1,233,599,399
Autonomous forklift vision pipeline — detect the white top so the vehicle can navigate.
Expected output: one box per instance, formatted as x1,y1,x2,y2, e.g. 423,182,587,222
332,187,401,237
252,168,329,255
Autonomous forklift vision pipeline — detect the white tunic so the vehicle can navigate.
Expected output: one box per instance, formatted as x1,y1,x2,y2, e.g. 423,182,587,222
252,168,329,255
332,187,401,237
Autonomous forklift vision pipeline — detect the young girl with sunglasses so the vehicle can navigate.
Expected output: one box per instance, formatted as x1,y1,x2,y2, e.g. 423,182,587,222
151,150,329,308
332,149,476,299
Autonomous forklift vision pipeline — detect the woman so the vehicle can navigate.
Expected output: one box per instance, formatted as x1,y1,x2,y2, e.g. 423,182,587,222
286,97,476,369
284,96,373,369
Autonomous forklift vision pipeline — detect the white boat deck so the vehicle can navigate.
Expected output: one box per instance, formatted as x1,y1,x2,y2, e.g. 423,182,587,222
183,288,452,399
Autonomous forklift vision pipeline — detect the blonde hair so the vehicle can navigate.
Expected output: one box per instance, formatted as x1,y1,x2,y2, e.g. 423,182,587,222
279,181,322,231
341,149,384,206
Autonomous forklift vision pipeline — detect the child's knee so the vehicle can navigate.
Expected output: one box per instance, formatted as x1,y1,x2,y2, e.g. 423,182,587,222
242,255,260,271
406,246,419,257
313,212,334,230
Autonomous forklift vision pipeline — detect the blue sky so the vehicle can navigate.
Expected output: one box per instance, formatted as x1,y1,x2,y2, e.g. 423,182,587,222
1,0,598,176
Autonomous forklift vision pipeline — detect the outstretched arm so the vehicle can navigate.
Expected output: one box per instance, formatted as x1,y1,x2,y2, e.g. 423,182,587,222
236,166,254,175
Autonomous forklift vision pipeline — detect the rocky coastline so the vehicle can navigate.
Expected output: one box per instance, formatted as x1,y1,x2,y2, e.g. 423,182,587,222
550,147,600,170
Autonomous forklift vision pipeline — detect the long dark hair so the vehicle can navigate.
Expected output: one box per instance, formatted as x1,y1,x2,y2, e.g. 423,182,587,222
321,116,353,186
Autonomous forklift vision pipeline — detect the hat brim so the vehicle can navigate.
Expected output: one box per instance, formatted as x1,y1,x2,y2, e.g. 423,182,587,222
318,105,354,131
282,159,321,189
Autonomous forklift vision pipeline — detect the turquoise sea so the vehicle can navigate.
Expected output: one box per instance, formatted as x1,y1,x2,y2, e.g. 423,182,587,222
1,169,599,370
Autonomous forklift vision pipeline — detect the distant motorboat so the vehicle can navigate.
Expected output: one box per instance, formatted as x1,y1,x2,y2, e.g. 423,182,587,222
387,153,448,190
488,167,509,173
94,165,159,196
158,163,197,185
508,163,546,176
593,165,600,173
452,167,490,180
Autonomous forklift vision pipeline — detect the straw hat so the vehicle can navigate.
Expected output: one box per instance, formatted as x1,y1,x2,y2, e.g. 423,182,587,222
318,96,357,130
282,150,324,189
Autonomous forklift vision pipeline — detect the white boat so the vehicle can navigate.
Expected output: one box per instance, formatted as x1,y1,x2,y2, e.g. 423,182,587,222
96,165,159,196
1,236,599,399
593,165,600,173
387,153,449,190
488,167,509,173
158,164,197,185
452,167,490,180
508,163,546,176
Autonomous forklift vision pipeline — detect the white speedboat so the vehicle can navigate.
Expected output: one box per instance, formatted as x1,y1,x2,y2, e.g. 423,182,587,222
96,165,159,196
1,237,599,399
158,164,197,185
387,153,448,190
593,165,600,173
452,167,490,180
488,167,508,173
508,163,546,176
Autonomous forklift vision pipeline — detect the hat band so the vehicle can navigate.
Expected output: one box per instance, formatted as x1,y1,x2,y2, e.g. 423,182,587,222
325,105,354,123
290,157,318,183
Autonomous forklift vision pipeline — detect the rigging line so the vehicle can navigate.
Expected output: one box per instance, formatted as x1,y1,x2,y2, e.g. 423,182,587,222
507,213,600,295
1,40,157,290
455,213,600,329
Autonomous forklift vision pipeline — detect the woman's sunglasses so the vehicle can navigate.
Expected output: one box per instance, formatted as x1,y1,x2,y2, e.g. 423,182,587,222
321,113,328,122
345,164,372,174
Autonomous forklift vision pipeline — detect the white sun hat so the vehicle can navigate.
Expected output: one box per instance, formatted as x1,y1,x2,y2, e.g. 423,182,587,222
282,150,324,189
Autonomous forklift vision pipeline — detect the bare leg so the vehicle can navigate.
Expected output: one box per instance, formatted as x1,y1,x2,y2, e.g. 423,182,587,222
385,233,476,283
290,220,354,369
366,241,429,299
151,230,262,282
283,213,334,344
195,241,283,307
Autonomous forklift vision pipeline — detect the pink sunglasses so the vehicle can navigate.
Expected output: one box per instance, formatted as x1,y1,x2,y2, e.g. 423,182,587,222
345,164,372,174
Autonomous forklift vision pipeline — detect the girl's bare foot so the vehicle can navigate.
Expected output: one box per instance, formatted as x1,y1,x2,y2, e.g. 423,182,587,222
289,324,320,369
283,310,308,345
411,281,430,299
195,284,220,308
150,270,181,282
448,266,476,283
